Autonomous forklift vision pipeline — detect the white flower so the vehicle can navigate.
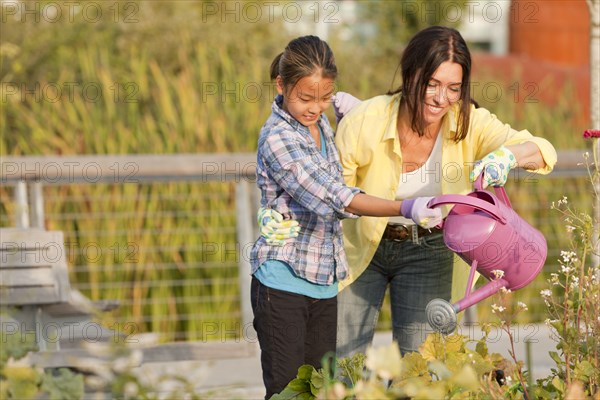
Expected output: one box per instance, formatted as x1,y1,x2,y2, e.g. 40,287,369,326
544,318,559,327
561,265,572,274
500,287,512,294
540,289,552,298
517,301,528,311
560,251,577,263
566,225,576,233
124,382,139,399
491,269,505,279
569,277,580,291
491,304,506,313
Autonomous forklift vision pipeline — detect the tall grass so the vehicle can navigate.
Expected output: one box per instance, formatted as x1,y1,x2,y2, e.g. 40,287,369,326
1,4,591,339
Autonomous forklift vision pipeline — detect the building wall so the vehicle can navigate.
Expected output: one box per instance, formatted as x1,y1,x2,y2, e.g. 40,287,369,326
509,0,590,67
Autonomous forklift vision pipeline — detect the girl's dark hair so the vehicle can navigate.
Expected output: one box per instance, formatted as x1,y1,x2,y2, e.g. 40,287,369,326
270,35,337,91
388,26,472,142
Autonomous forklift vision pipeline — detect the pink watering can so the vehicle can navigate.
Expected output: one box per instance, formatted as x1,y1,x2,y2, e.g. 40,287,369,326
425,174,547,334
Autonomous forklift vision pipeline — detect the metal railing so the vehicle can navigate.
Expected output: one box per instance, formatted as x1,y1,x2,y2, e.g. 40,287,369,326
0,150,591,339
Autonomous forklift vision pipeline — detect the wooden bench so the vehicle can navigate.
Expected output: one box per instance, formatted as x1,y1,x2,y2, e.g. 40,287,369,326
0,227,118,364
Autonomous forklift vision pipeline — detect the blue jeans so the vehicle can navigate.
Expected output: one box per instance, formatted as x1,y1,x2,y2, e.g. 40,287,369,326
337,233,453,357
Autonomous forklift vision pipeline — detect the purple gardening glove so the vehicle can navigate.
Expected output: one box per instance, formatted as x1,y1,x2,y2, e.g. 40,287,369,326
401,197,443,229
332,92,362,124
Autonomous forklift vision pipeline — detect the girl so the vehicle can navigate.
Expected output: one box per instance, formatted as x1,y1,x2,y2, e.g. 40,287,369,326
250,35,440,398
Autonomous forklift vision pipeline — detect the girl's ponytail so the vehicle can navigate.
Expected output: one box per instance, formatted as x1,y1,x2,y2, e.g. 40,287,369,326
270,52,284,80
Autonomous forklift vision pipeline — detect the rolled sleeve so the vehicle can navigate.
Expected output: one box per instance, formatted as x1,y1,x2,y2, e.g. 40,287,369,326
263,130,360,219
506,135,557,174
472,107,557,174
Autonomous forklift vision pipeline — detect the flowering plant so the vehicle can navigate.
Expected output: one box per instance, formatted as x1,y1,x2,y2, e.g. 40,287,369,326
534,133,600,397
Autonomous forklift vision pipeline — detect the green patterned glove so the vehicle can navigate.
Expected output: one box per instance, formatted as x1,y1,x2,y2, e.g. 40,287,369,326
257,207,300,246
470,146,517,188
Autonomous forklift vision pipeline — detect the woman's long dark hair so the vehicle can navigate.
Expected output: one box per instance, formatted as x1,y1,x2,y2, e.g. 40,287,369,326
388,26,472,142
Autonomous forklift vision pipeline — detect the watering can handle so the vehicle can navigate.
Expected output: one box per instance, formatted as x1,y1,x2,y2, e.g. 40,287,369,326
473,173,513,208
427,195,507,224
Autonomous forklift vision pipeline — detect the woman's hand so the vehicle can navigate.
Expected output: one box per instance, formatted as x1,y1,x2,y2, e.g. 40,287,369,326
332,92,362,123
470,146,517,188
257,207,300,246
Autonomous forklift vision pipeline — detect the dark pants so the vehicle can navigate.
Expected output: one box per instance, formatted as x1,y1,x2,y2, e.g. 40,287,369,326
251,277,337,399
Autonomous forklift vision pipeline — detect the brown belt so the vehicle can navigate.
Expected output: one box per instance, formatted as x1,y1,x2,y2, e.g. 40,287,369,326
382,223,443,243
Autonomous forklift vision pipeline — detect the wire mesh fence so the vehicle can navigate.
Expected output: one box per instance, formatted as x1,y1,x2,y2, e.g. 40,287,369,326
0,151,592,341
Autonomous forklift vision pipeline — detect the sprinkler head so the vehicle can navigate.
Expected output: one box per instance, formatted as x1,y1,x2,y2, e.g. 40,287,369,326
426,298,458,335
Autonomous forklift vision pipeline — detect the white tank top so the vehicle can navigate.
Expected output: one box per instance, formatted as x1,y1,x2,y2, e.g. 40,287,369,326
389,133,443,225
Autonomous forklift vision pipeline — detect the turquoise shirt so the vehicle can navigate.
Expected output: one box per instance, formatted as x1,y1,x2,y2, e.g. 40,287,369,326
255,125,337,299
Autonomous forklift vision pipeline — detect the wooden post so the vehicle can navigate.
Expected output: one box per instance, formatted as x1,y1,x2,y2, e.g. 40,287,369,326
28,181,45,229
235,180,255,339
14,181,29,228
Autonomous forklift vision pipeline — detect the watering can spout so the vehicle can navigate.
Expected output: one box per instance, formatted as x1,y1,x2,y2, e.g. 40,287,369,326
427,278,509,334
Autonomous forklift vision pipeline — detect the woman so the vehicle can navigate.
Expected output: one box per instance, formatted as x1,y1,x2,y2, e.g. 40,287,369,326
333,26,557,357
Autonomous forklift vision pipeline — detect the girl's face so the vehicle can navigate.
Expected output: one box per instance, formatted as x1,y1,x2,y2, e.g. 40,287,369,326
277,73,334,128
422,61,463,127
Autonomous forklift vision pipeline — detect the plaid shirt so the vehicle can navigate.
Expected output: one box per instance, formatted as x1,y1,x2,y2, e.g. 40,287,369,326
250,95,360,285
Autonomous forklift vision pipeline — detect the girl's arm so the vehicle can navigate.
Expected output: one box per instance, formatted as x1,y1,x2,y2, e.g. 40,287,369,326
262,129,438,223
345,193,401,217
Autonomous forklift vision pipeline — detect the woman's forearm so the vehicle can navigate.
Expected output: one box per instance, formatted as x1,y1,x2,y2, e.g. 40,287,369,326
506,142,546,170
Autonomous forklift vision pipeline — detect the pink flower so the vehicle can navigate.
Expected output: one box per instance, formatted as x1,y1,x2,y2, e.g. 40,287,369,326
583,129,600,138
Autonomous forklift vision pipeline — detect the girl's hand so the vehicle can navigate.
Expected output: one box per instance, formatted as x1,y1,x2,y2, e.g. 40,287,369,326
257,207,300,246
332,92,362,123
470,146,517,188
400,197,443,229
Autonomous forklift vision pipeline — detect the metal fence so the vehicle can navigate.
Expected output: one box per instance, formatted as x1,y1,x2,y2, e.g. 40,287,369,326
0,151,592,340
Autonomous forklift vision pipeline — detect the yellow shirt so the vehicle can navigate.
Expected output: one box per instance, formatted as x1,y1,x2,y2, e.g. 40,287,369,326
335,94,557,301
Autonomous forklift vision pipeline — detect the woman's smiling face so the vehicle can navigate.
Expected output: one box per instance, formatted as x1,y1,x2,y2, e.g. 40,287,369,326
422,61,463,127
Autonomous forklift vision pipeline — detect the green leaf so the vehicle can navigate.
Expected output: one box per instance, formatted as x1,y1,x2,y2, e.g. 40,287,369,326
551,376,565,394
270,378,312,400
296,365,315,381
574,361,595,381
308,369,325,396
548,351,563,366
1,367,42,399
0,331,38,367
399,352,429,380
449,365,480,392
41,368,84,400
475,340,488,358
